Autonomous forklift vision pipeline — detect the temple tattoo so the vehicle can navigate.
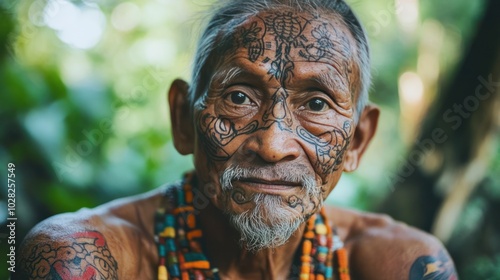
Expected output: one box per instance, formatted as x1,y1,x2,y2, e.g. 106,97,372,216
409,250,458,280
21,231,118,279
237,20,266,62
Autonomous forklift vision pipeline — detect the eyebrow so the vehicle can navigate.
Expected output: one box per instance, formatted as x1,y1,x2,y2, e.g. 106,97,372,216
311,70,349,96
208,65,267,94
213,67,243,88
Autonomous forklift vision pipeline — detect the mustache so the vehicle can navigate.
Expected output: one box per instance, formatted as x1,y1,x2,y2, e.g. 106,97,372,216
220,165,318,193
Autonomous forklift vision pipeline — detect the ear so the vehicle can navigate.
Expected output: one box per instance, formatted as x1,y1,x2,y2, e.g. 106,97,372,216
343,104,380,172
168,79,194,155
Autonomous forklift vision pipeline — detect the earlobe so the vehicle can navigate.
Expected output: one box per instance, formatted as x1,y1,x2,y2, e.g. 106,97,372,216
168,79,195,155
343,104,380,172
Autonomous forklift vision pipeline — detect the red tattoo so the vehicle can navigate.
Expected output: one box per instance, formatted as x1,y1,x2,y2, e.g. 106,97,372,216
22,231,118,279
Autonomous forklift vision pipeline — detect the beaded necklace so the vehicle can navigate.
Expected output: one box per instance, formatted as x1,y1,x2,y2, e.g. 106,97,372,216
155,172,350,280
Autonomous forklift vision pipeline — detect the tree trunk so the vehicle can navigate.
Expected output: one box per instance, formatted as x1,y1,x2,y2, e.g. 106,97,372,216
379,0,500,272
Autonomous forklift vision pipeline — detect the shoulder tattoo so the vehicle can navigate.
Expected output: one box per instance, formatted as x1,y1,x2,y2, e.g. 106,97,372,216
21,231,118,279
409,250,458,280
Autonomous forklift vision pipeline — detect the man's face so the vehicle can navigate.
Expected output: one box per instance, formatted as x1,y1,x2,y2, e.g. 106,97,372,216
192,10,358,249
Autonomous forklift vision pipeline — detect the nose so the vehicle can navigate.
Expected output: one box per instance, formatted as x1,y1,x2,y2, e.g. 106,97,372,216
241,122,302,163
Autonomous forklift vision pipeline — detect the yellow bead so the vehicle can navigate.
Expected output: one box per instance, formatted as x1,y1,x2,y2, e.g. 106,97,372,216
315,224,327,235
158,265,168,280
160,227,175,238
300,273,309,280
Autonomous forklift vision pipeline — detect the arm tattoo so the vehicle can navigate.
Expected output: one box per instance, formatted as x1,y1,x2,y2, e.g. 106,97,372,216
409,250,458,280
22,231,118,279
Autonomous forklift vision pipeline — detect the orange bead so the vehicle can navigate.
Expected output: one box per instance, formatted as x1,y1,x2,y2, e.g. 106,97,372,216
304,231,315,239
187,229,202,240
301,255,311,263
307,215,316,229
300,264,310,274
173,206,195,215
336,248,348,267
302,240,312,255
187,214,196,229
185,190,193,203
183,260,211,270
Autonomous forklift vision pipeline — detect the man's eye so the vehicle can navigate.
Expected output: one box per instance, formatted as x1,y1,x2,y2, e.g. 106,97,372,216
305,98,329,112
229,92,252,105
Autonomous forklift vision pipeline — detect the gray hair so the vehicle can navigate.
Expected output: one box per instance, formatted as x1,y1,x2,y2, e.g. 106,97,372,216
189,0,370,122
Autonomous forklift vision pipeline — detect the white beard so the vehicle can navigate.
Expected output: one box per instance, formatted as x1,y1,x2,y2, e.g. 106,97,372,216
220,166,323,252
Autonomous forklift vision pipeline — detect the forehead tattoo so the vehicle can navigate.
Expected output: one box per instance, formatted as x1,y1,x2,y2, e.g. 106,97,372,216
231,11,354,88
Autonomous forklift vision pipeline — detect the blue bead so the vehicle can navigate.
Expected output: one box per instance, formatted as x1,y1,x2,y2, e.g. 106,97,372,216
158,244,166,256
184,252,207,261
169,265,180,277
177,190,185,205
325,267,333,278
155,222,164,233
315,215,324,224
317,246,328,254
315,263,325,274
166,239,176,251
165,214,175,226
180,239,189,248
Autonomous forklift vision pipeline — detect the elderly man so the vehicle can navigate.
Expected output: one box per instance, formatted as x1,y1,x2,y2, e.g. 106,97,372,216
17,0,458,279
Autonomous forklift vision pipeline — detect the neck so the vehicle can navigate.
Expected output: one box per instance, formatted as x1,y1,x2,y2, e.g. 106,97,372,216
198,201,306,279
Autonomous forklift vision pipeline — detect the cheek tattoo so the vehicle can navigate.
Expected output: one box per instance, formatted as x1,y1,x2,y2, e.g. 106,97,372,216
198,109,260,161
231,188,253,205
297,121,352,176
197,11,354,185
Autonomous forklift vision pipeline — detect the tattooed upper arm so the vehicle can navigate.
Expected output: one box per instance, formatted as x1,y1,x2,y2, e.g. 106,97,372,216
409,249,458,280
17,230,118,280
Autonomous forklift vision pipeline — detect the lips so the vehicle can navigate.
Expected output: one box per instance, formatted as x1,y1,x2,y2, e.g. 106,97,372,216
239,177,300,186
234,177,301,194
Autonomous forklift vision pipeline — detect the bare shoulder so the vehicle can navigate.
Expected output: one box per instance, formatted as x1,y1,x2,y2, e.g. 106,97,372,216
325,206,458,280
14,188,165,280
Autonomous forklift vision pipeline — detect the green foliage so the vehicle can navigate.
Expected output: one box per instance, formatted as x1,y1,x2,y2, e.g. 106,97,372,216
0,0,496,279
462,255,500,280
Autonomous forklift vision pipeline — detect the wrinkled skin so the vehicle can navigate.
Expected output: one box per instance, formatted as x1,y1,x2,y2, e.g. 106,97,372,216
190,10,359,222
